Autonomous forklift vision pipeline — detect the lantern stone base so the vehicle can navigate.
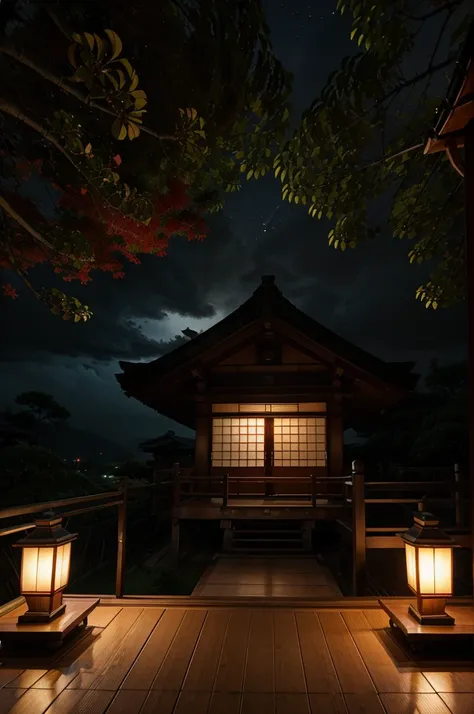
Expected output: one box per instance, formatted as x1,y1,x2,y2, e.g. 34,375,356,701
18,602,66,624
0,597,98,648
379,598,474,649
408,603,455,626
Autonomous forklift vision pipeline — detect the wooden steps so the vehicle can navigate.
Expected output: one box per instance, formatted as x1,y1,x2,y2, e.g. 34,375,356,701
226,521,309,554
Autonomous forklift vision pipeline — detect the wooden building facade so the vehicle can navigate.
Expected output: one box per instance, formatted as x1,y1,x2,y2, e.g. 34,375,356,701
117,276,417,498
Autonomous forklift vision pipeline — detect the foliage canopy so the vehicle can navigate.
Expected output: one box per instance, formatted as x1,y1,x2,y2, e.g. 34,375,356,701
0,0,291,318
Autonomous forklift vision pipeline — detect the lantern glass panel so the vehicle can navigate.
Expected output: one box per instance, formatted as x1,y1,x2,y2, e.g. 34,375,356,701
418,547,452,595
405,543,417,591
21,546,54,592
54,542,72,590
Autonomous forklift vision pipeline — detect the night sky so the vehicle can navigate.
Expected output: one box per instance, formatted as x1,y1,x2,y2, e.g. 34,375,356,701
0,0,468,449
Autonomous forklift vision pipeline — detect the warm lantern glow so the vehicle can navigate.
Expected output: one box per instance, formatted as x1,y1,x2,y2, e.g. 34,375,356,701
418,547,452,595
21,546,54,592
55,542,72,590
401,512,458,625
14,512,77,623
405,543,417,592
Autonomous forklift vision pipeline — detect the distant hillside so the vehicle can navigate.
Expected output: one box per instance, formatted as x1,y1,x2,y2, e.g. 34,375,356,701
37,422,135,464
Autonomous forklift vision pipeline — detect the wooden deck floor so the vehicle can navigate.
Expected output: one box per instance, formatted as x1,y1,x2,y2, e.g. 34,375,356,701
192,557,342,597
1,597,474,713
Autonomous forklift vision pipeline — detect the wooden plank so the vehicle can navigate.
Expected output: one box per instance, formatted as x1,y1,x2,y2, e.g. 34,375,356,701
80,608,163,690
307,694,347,714
274,612,306,693
380,693,452,714
34,607,143,692
209,692,241,714
0,669,24,688
121,609,185,690
151,609,207,690
183,610,230,691
45,690,114,714
0,690,26,714
0,689,57,714
244,611,274,693
275,693,311,714
318,612,376,694
439,693,474,714
198,584,336,597
173,692,211,714
241,693,275,714
344,694,386,714
40,690,85,714
4,670,48,689
362,610,414,667
87,606,121,628
140,691,179,714
342,611,433,693
214,610,251,692
423,672,474,693
295,612,341,694
105,691,148,714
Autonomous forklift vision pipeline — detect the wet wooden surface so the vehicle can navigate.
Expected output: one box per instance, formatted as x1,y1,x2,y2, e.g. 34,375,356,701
0,598,473,713
192,557,342,597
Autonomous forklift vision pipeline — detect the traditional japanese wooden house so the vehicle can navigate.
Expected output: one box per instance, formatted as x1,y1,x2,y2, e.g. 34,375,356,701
117,276,417,503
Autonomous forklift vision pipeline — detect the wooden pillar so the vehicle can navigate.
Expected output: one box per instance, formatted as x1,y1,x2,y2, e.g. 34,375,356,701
171,519,180,563
115,476,128,598
352,459,366,596
328,398,344,479
194,397,211,476
454,463,465,528
465,119,474,593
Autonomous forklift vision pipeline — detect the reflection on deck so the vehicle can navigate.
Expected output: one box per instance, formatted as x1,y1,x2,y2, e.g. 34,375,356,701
1,596,474,713
192,556,342,598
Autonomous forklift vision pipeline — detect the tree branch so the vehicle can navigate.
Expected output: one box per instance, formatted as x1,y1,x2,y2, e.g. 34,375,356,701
0,44,179,142
0,194,58,253
404,1,463,22
0,96,104,193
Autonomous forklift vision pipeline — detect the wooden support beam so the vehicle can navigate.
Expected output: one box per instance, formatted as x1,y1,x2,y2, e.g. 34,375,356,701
171,519,180,563
328,398,344,479
351,460,366,596
115,477,128,598
195,397,211,475
466,118,474,599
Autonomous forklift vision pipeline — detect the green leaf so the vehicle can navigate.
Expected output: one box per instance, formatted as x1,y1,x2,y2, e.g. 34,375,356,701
67,43,78,68
112,118,126,140
105,29,123,60
282,107,290,122
84,32,95,51
118,58,134,77
247,169,254,180
94,33,106,60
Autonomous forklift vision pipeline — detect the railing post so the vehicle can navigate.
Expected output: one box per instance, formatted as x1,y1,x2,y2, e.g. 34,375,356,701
454,463,465,527
172,463,181,507
352,459,366,596
311,473,317,508
115,475,128,598
223,473,229,507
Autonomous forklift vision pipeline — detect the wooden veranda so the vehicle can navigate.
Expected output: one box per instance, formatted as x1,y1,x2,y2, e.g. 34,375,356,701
2,595,474,714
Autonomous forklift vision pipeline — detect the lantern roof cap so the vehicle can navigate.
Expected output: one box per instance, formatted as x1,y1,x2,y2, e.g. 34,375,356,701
14,512,77,548
401,512,459,548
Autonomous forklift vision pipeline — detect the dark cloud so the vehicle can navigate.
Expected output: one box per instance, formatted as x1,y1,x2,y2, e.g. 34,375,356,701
0,0,467,445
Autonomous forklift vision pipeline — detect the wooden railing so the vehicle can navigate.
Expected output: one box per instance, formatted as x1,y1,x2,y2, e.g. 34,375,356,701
342,460,471,596
0,466,181,602
174,473,348,508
